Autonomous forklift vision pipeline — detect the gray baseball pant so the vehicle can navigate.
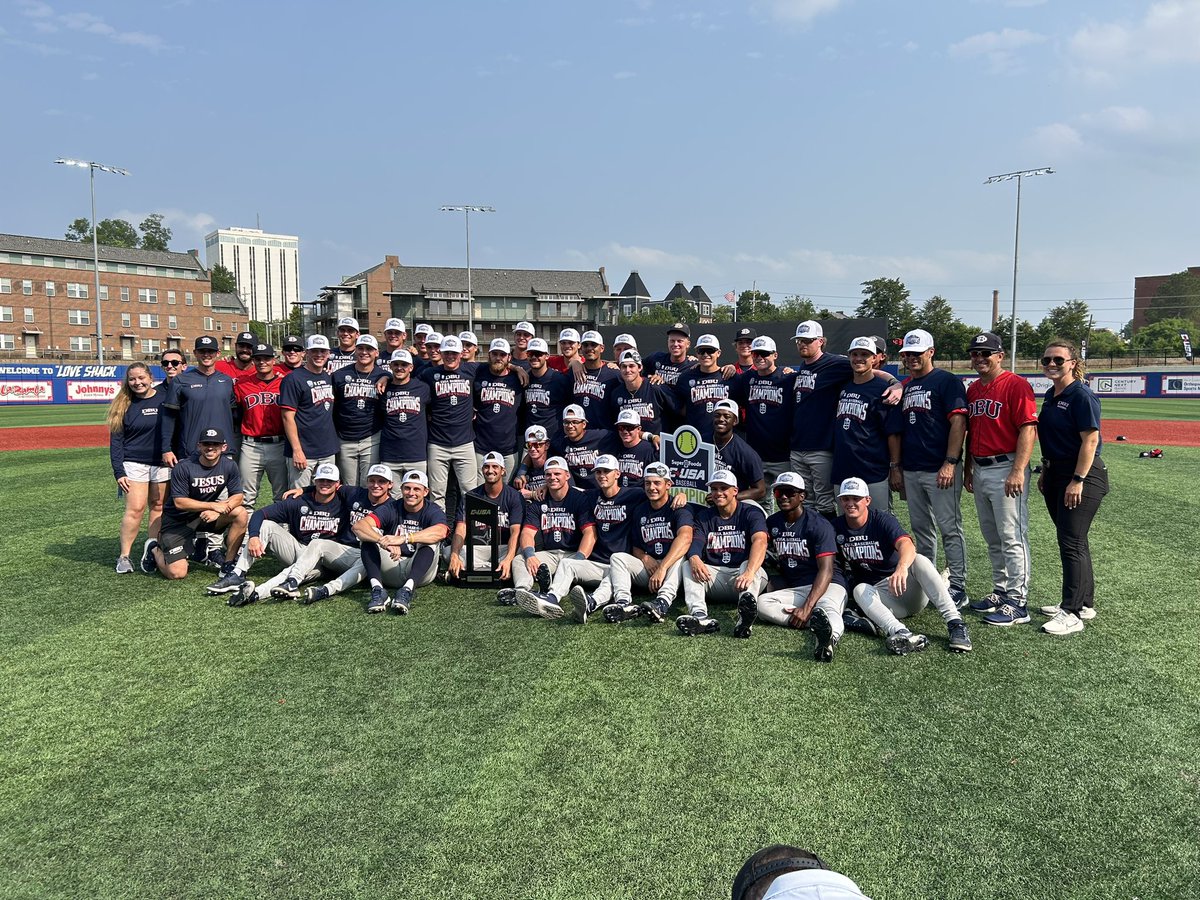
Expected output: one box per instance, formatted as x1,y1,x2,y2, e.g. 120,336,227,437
608,552,684,608
376,541,443,589
758,582,848,628
337,434,381,487
867,478,891,514
427,442,480,510
789,450,835,515
902,467,967,590
287,454,336,490
682,562,768,618
972,463,1031,606
852,553,961,635
261,538,363,599
549,558,611,605
380,459,427,499
234,520,308,577
238,437,289,509
512,549,567,590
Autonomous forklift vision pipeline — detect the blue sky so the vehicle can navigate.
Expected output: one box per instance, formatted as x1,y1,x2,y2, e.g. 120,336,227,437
4,0,1199,332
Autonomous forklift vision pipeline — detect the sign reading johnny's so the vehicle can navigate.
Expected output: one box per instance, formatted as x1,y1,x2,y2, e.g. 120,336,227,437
659,425,716,506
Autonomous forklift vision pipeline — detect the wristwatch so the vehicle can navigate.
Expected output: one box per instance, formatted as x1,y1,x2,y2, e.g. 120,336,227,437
944,455,961,465
1071,473,1085,483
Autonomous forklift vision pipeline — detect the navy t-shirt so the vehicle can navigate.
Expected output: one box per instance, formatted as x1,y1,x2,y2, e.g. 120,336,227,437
713,432,764,489
1038,381,1103,462
326,349,356,373
766,509,844,589
523,369,572,441
602,434,659,489
111,390,165,477
455,483,525,530
333,365,385,441
690,502,768,568
551,429,613,488
572,365,621,429
630,499,695,560
643,351,697,386
420,365,475,446
370,498,449,537
832,378,904,485
675,368,732,439
161,368,236,455
610,379,677,436
162,455,242,522
900,368,968,473
731,369,796,463
341,485,394,537
380,379,431,463
473,367,524,455
279,368,340,459
833,508,909,585
249,488,351,544
524,489,595,552
790,353,854,451
587,485,640,563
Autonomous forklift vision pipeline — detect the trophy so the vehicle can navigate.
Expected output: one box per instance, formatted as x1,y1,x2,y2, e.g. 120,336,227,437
462,491,503,587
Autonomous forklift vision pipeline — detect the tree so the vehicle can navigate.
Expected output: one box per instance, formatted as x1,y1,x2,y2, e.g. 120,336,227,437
857,278,918,339
65,218,92,242
992,315,1045,360
1130,318,1196,353
737,290,772,322
1083,328,1124,359
712,306,734,324
210,263,237,294
64,217,138,248
776,295,819,323
624,304,676,326
668,298,699,324
138,213,172,251
1038,300,1091,346
1146,270,1200,326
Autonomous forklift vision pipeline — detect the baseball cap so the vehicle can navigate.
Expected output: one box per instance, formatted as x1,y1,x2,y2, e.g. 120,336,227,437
772,471,807,491
282,334,304,350
592,454,619,471
336,316,360,331
388,349,413,365
367,464,395,481
643,462,672,480
708,469,738,488
514,321,535,335
314,462,341,482
306,334,331,351
525,425,549,443
527,338,549,353
616,408,642,426
848,336,877,354
735,327,757,342
580,330,603,345
194,335,219,351
619,349,642,366
750,336,777,353
481,451,506,468
459,331,479,345
871,335,888,355
794,320,823,339
562,404,586,421
559,328,581,343
251,343,275,358
732,845,844,900
613,333,637,348
235,331,256,346
970,331,1003,352
489,338,511,354
695,334,720,350
544,456,570,473
667,322,691,337
384,317,407,332
837,477,870,498
440,335,463,354
901,329,934,353
425,332,443,346
761,870,869,900
199,427,226,444
401,469,429,487
355,334,379,350
414,323,433,336
713,399,739,417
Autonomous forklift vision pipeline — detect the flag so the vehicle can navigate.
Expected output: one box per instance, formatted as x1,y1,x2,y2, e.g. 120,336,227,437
1183,331,1194,362
724,291,735,303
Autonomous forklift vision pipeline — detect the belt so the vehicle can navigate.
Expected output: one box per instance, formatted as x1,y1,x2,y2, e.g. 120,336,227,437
244,435,285,444
973,454,1011,467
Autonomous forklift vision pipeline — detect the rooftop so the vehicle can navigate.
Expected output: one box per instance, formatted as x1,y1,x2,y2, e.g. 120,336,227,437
0,233,207,272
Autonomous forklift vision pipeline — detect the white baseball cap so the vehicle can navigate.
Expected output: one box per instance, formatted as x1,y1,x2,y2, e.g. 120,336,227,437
414,323,433,336
616,408,642,426
355,334,379,350
402,470,429,487
525,425,549,443
848,336,877,354
750,336,777,353
337,316,360,331
772,471,806,491
901,329,934,353
425,332,444,345
580,330,603,344
527,338,549,353
306,334,330,351
559,328,581,343
544,456,570,472
619,349,642,365
837,477,870,498
384,318,407,332
481,451,506,468
592,454,619,471
696,334,720,350
562,404,586,421
794,320,823,339
643,462,672,480
713,399,739,417
440,335,463,353
367,464,395,482
314,462,340,481
708,469,738,488
388,349,413,365
514,321,536,335
459,331,478,345
489,338,511,354
613,333,637,348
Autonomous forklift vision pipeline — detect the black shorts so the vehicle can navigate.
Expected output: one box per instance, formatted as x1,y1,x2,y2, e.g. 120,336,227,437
158,517,218,563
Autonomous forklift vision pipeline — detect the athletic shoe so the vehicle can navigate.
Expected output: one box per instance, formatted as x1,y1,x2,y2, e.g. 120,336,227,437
604,602,642,624
885,629,929,656
810,608,836,663
206,571,246,595
228,580,257,608
270,578,302,601
733,592,758,639
568,585,594,624
115,555,133,575
366,585,389,614
639,598,669,624
1041,609,1084,635
534,563,551,594
301,586,330,606
982,603,1031,627
949,586,970,610
1039,604,1096,621
948,620,973,652
139,539,159,574
496,588,517,606
391,582,413,615
842,609,878,636
206,547,227,571
515,589,563,619
189,533,211,563
969,592,1005,614
675,614,720,636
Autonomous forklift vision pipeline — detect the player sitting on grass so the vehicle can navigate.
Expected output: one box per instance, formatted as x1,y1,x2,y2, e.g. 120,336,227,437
445,452,524,586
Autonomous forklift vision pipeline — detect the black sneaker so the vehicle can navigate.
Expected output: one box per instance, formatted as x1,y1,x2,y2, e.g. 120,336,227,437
885,629,929,656
189,533,211,564
675,614,720,636
949,586,970,610
948,620,973,653
810,608,836,663
270,578,301,601
206,546,227,571
568,585,594,624
496,588,517,606
206,571,245,595
391,582,413,615
139,539,159,574
227,580,257,608
842,609,878,636
733,592,758,639
604,602,642,623
639,598,669,624
534,563,551,594
301,585,330,605
366,586,389,613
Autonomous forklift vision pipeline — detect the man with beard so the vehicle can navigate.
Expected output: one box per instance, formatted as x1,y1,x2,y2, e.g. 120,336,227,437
472,338,524,473
446,453,525,586
550,404,611,489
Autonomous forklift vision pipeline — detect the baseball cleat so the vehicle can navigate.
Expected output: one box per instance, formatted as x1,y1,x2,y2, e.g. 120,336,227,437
733,592,758,639
515,589,563,619
270,578,302,601
949,586,970,610
366,585,390,613
639,599,669,624
115,555,134,575
947,620,973,652
227,580,258,608
301,586,330,606
1039,604,1095,621
189,533,211,563
1041,609,1084,635
969,592,1005,614
841,609,878,636
568,585,594,624
139,539,159,574
206,571,246,595
496,588,517,606
391,581,414,615
534,563,551,594
603,602,642,623
982,603,1031,627
675,614,720,636
885,629,929,656
205,547,228,571
810,608,836,663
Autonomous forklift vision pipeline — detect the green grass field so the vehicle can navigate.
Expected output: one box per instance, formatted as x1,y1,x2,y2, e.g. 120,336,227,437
2,439,1198,898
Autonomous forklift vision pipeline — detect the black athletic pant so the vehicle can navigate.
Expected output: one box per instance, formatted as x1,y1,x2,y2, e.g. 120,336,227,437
1043,461,1108,613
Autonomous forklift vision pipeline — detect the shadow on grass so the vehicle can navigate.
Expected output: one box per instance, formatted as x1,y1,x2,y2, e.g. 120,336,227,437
45,534,121,567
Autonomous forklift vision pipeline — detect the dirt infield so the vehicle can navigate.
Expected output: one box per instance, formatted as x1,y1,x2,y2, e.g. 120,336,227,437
1104,420,1200,447
0,424,109,451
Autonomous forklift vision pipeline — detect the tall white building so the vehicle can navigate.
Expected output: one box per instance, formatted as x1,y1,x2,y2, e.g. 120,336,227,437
203,226,300,325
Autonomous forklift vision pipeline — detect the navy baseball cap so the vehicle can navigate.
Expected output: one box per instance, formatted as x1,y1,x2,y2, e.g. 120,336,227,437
251,343,275,358
735,327,757,342
667,322,691,337
282,335,304,350
199,427,226,444
194,335,219,351
235,331,256,346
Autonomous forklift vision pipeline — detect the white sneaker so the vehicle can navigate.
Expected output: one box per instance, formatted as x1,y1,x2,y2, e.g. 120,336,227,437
1039,604,1096,621
1041,609,1084,635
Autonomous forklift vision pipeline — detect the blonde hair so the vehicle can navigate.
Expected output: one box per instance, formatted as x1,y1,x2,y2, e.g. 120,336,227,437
106,362,153,433
1045,338,1088,379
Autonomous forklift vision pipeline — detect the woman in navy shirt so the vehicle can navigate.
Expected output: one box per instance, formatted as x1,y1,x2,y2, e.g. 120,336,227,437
1037,339,1108,636
107,362,167,574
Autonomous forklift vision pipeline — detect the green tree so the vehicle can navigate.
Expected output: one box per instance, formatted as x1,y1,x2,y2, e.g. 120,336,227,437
209,263,237,294
712,306,734,323
736,290,772,321
64,217,139,248
1130,318,1196,353
65,217,92,242
777,295,818,323
857,278,918,339
993,315,1045,360
1083,328,1124,359
138,213,172,251
1038,300,1091,346
625,304,676,326
668,298,699,324
1146,270,1200,326
915,294,980,357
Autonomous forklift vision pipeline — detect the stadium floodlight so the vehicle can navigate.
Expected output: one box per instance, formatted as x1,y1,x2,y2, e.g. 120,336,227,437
440,205,495,333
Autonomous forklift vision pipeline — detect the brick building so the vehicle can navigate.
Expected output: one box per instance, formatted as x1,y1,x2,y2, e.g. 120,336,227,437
0,233,247,362
1133,266,1200,333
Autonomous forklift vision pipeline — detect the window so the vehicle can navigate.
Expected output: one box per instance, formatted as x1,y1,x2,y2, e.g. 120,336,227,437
540,302,580,318
98,285,109,301
168,315,177,329
167,290,176,305
203,293,212,306
202,316,214,330
24,308,34,323
137,288,158,304
0,334,13,351
0,278,11,293
120,287,130,302
69,309,91,325
70,336,92,352
0,306,12,322
428,300,469,317
139,313,159,328
215,321,223,331
22,280,32,296
141,338,161,354
121,313,132,327
68,282,90,298
45,281,56,297
185,292,194,306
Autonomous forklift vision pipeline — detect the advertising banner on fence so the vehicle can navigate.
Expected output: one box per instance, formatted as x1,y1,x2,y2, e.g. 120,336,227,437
1161,375,1200,396
0,381,54,402
66,380,121,401
1090,375,1147,396
0,363,156,405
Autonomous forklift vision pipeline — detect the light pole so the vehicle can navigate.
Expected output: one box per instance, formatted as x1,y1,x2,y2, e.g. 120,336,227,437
55,158,131,364
985,167,1053,371
440,205,494,333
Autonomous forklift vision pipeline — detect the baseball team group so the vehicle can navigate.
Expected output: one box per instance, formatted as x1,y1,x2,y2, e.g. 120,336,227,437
104,313,1108,659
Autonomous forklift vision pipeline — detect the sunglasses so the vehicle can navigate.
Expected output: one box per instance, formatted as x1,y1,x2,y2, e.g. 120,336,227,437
528,351,546,358
696,348,717,355
751,350,774,358
1042,355,1073,366
795,338,818,345
616,424,639,431
969,350,994,358
526,440,548,447
773,487,800,498
161,360,184,367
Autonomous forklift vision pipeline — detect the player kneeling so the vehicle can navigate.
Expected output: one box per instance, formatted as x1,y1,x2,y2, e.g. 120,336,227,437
445,452,524,587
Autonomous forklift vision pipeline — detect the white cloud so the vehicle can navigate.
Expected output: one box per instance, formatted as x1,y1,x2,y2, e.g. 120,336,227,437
733,252,789,272
613,70,637,79
754,0,844,26
1028,122,1085,156
606,243,704,272
1080,105,1153,134
746,50,764,59
115,208,218,241
902,40,918,52
18,1,165,51
948,27,1046,73
1069,1,1200,80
